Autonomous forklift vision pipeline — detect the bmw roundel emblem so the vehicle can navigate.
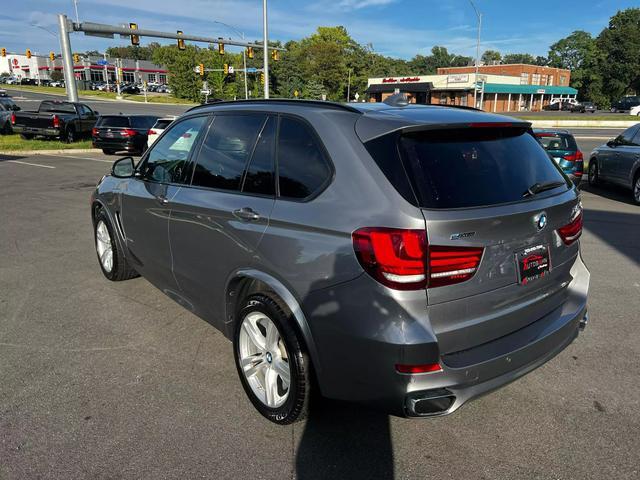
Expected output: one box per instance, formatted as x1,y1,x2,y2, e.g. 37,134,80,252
536,213,547,230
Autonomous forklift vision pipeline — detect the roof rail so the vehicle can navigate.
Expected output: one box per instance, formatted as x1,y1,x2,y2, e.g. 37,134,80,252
186,98,363,114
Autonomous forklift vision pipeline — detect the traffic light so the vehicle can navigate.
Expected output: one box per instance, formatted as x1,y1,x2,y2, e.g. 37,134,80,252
223,63,229,75
130,23,140,46
177,31,185,50
73,53,80,63
260,72,265,85
49,51,55,61
26,49,32,59
1,48,6,57
199,63,204,77
271,50,279,61
247,47,254,59
218,42,225,55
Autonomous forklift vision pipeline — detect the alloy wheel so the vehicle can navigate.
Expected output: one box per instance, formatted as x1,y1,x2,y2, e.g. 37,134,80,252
95,220,114,273
589,162,598,185
238,311,291,408
634,177,640,203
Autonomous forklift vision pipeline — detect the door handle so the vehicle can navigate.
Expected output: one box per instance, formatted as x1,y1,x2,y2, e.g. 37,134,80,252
233,207,260,221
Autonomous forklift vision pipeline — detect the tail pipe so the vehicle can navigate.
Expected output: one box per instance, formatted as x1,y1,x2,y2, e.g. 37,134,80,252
406,389,456,417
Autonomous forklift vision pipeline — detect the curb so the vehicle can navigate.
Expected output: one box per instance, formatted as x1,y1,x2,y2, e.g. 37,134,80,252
0,148,99,156
5,88,195,106
528,120,636,128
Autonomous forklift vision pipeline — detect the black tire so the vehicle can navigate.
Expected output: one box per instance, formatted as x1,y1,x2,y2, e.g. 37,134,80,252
93,208,138,281
102,149,116,155
1,121,11,134
20,133,34,140
234,294,311,425
588,161,599,187
64,127,76,143
633,174,640,206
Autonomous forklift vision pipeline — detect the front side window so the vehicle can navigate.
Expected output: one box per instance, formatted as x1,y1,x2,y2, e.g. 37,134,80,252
618,126,640,146
139,116,207,184
277,117,332,200
191,114,267,191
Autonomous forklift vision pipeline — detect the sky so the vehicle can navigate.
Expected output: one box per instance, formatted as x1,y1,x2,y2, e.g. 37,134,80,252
6,0,638,60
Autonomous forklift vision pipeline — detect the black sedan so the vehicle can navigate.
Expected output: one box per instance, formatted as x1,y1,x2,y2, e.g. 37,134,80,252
570,102,597,113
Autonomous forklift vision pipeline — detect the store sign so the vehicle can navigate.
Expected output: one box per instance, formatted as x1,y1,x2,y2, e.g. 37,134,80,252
381,76,421,83
447,74,469,83
536,89,546,94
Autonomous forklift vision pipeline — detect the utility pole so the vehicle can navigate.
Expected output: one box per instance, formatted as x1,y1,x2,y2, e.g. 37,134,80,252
104,52,109,91
347,68,351,102
57,14,78,102
469,0,482,109
262,0,269,99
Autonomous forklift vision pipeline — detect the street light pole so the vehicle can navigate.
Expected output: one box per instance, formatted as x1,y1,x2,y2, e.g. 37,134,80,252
104,52,110,91
57,14,78,102
212,21,248,100
469,0,482,109
262,0,269,99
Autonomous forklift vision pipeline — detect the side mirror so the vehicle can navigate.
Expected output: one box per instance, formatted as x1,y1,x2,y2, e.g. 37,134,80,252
111,157,135,178
606,139,617,148
93,110,99,116
13,105,20,111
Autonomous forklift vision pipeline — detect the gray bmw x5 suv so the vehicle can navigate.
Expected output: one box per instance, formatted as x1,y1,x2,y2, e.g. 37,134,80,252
91,99,590,424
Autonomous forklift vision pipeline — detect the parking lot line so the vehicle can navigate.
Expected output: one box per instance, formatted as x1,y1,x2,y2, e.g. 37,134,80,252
7,160,55,169
53,155,114,164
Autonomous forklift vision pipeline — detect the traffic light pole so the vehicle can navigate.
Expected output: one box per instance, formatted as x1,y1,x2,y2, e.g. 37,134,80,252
58,14,78,102
262,0,269,99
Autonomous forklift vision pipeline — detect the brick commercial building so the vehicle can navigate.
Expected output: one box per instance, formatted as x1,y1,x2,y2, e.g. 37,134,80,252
437,64,571,87
366,64,577,113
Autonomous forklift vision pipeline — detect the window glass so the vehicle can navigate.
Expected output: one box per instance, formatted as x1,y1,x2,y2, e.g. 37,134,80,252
395,128,568,209
192,114,266,191
153,119,174,130
618,126,640,146
242,117,276,195
97,116,130,128
139,116,207,184
131,116,158,129
277,117,331,199
535,133,577,151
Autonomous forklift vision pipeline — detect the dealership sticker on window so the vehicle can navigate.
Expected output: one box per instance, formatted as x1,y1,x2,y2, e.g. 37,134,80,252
516,244,550,285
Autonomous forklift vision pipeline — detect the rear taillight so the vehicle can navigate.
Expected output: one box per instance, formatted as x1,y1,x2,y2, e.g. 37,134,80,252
148,129,157,135
558,211,583,245
352,227,484,290
10,112,16,125
564,151,584,176
396,363,442,374
428,246,484,288
92,127,98,136
52,114,60,128
120,129,137,137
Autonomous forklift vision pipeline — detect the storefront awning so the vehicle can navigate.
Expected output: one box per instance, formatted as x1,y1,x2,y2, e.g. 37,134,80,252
480,84,577,95
366,82,433,93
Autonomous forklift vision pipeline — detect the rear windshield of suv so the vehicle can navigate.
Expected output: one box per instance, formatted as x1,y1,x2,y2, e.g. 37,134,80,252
535,132,578,151
96,116,130,128
367,127,569,209
130,116,158,129
152,119,174,130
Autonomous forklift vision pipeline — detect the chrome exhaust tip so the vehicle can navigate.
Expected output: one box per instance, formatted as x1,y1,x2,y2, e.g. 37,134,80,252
579,312,589,331
406,389,456,417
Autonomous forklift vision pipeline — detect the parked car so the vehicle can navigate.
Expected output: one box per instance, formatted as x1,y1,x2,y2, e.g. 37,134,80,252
11,100,98,142
49,81,64,88
92,114,159,155
570,102,597,114
534,129,584,186
19,78,37,85
0,101,14,134
0,97,20,112
147,116,177,146
629,105,640,117
611,96,640,113
120,84,140,94
5,77,19,85
91,99,590,424
589,123,640,204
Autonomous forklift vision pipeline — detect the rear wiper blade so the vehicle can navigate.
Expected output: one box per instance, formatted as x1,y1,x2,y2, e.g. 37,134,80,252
523,180,566,198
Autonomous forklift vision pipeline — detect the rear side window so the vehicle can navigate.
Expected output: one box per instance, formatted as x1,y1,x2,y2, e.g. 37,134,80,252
39,102,75,114
371,128,568,209
153,119,173,130
131,116,158,129
97,116,130,128
617,125,640,146
277,117,331,199
535,133,577,151
191,114,266,191
242,116,276,196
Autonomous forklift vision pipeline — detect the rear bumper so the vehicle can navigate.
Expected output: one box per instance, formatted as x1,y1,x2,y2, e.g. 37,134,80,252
93,138,146,152
12,125,60,137
304,252,590,417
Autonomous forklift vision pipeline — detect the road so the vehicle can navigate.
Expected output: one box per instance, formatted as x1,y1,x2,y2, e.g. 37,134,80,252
1,142,639,479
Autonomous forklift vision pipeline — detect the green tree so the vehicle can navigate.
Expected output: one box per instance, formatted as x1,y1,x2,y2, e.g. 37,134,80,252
50,70,64,82
302,78,326,99
481,49,501,64
502,53,536,64
596,8,640,101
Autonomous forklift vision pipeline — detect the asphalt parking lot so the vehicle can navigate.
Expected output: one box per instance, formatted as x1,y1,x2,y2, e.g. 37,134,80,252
1,143,639,479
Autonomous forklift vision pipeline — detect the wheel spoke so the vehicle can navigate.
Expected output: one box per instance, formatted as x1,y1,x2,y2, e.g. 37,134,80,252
265,320,278,351
264,367,279,407
242,320,266,351
100,248,110,265
241,355,265,378
273,357,290,389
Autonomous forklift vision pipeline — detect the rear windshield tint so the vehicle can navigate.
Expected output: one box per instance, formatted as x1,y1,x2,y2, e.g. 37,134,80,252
153,119,173,129
39,102,75,114
97,116,130,128
367,128,569,209
130,116,158,129
535,133,577,151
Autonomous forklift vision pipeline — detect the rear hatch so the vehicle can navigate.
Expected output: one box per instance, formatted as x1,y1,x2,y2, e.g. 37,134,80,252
365,122,582,354
535,131,583,177
93,115,131,145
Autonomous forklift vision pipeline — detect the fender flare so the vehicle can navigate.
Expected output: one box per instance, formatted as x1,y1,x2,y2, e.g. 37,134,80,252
91,198,128,259
225,268,322,374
